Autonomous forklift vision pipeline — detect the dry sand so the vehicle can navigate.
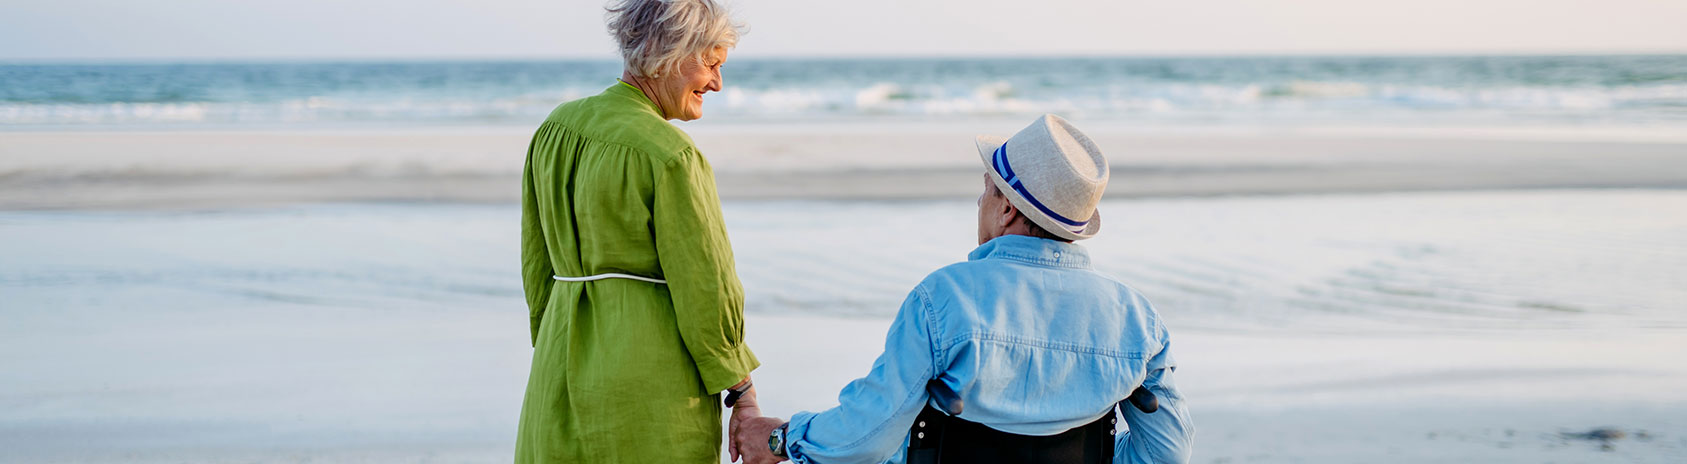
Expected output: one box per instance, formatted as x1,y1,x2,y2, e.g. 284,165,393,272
3,127,1685,209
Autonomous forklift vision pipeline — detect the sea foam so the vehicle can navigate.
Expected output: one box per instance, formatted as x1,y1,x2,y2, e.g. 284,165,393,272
4,56,1686,128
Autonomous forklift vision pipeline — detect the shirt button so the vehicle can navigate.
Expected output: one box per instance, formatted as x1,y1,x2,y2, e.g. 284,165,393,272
1053,252,1062,260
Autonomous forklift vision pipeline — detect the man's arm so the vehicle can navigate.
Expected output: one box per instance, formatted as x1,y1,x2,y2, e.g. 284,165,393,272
781,287,940,464
1116,333,1195,464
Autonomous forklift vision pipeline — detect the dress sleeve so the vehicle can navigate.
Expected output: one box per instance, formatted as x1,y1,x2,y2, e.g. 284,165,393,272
652,147,759,393
520,136,555,347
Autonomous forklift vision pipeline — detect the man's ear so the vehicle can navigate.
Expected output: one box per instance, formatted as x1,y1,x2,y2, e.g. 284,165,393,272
995,198,1021,230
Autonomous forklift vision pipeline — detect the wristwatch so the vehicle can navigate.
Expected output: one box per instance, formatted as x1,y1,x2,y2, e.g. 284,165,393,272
768,423,789,459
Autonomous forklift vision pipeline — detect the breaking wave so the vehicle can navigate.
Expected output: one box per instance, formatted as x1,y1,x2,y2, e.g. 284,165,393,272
3,55,1686,127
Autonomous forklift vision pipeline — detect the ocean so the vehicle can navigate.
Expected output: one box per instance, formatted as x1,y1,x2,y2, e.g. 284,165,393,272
4,55,1686,130
5,56,1687,463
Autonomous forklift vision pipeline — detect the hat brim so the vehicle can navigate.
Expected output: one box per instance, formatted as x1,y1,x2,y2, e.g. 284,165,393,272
974,135,1101,241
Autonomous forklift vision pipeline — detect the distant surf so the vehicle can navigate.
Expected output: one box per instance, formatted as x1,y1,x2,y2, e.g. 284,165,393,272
3,55,1685,129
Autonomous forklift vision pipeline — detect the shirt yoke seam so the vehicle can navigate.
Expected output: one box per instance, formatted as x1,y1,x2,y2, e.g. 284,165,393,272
943,332,1146,359
539,119,692,165
987,251,1091,269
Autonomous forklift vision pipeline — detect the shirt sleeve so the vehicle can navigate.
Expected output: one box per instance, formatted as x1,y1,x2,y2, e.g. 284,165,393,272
1116,324,1195,464
520,136,555,347
785,287,939,464
652,148,759,394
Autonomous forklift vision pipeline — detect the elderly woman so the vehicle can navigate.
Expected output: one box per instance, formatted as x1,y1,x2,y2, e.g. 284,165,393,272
515,0,759,462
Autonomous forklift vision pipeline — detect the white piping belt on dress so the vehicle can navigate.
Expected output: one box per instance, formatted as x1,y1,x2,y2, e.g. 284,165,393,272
552,273,667,284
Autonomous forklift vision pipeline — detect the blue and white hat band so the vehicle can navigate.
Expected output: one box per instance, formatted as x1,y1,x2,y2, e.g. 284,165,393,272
992,143,1090,235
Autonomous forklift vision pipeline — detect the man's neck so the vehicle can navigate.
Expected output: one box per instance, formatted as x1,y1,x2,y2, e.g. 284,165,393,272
1000,224,1072,244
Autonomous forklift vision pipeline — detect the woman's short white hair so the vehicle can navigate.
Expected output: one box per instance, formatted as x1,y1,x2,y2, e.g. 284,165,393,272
606,0,745,79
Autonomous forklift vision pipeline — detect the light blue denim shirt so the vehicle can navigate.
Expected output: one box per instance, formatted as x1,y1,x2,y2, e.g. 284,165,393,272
783,235,1194,464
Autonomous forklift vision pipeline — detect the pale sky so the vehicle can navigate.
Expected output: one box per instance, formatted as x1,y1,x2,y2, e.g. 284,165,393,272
2,0,1684,61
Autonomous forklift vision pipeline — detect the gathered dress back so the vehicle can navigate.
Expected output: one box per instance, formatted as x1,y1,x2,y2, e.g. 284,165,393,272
515,81,758,463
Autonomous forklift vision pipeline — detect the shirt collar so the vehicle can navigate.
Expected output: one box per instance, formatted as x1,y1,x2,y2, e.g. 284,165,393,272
967,235,1092,269
606,79,663,117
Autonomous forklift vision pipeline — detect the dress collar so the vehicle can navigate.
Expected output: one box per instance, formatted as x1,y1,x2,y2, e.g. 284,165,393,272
967,235,1092,269
606,79,663,117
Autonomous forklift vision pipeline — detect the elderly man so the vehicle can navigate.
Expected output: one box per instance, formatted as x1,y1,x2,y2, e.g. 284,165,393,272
731,114,1194,464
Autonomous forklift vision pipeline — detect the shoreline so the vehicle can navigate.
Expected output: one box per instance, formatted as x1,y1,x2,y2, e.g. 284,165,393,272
3,194,1682,463
4,128,1686,210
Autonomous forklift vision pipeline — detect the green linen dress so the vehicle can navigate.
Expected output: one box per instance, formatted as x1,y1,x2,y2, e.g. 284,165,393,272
515,81,759,463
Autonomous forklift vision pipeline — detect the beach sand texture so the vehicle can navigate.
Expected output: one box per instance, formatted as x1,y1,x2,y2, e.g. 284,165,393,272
4,127,1687,208
3,175,1685,462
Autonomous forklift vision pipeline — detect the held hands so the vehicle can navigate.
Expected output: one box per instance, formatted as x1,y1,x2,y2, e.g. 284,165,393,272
725,378,789,464
733,414,788,464
726,381,760,462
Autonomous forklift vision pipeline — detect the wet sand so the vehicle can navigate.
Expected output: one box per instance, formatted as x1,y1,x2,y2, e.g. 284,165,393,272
2,193,1684,463
2,125,1684,463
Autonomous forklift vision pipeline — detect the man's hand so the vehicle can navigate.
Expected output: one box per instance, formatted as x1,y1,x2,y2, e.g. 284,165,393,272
733,416,788,464
727,383,761,462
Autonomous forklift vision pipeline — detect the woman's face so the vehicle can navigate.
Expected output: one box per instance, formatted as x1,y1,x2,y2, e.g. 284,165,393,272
651,47,727,121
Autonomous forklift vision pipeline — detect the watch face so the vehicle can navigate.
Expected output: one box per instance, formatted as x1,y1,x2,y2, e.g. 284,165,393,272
768,425,786,457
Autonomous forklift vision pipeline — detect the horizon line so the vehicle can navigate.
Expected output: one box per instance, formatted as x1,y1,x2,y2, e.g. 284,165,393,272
5,49,1687,65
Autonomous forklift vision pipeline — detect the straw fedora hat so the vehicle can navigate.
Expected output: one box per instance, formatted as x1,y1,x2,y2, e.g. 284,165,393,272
974,114,1109,241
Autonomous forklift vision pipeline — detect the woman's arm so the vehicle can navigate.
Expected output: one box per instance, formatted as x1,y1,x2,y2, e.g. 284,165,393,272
520,140,556,346
653,148,759,393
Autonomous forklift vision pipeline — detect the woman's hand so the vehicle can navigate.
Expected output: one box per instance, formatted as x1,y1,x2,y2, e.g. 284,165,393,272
727,380,760,462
